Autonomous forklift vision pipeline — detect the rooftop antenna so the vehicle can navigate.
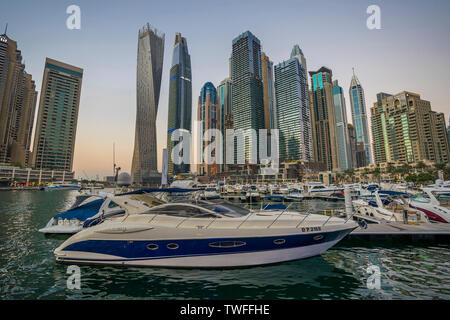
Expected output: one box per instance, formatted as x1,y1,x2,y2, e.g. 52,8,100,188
4,23,7,35
352,67,355,76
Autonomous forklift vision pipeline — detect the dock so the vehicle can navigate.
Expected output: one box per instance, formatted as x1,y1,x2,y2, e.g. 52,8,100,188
346,221,450,242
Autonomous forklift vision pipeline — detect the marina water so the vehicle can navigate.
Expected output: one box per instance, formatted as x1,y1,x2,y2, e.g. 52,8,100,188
0,190,448,299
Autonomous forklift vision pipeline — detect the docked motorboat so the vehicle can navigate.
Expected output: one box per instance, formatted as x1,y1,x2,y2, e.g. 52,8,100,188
303,182,343,197
285,188,304,201
39,188,192,234
279,185,290,194
41,182,82,191
201,187,221,200
39,195,123,234
352,191,429,224
54,197,358,268
424,180,450,195
245,185,260,202
408,188,450,223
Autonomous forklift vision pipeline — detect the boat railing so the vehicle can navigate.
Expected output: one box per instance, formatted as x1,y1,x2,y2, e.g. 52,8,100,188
266,202,293,228
322,214,333,227
295,209,314,228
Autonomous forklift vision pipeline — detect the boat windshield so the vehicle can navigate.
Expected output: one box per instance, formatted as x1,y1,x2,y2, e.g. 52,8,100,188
203,202,250,218
411,193,431,203
143,200,250,218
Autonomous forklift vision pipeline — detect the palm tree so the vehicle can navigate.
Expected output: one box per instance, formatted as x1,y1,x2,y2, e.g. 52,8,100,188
416,161,426,172
371,168,381,184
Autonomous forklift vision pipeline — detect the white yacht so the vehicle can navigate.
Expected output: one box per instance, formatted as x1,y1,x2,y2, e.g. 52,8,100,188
408,188,450,223
54,196,358,268
303,182,343,197
39,190,166,234
285,188,304,201
245,185,260,202
201,187,221,200
279,185,290,194
352,191,429,224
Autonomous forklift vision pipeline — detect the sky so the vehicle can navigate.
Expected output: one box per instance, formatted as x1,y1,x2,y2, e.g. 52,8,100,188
2,0,450,180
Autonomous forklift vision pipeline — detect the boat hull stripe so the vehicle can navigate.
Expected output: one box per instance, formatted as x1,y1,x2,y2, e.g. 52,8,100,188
60,229,352,260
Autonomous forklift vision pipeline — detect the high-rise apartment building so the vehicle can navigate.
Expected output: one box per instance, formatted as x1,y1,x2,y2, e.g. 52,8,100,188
349,70,371,165
32,58,83,172
0,32,37,167
261,52,276,131
371,91,450,164
274,56,312,161
167,33,192,176
347,124,357,169
447,118,450,152
217,77,232,172
230,31,265,164
197,82,220,177
309,67,339,171
131,23,165,185
332,80,352,170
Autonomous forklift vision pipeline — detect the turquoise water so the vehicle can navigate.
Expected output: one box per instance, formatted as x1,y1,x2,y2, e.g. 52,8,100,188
0,190,449,300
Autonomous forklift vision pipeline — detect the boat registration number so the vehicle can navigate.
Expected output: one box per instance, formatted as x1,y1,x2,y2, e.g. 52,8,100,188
301,226,321,232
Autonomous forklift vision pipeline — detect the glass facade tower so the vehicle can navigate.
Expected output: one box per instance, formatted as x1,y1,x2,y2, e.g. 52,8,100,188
332,80,352,170
167,32,192,176
309,67,339,171
274,57,312,161
131,23,165,185
197,82,219,176
349,70,371,165
230,31,265,164
0,32,37,167
217,78,232,172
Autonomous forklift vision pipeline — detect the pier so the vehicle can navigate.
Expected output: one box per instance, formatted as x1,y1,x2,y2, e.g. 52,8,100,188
347,221,450,242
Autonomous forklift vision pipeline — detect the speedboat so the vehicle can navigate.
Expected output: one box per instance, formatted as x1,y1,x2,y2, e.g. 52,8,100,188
39,188,194,234
352,191,429,224
285,188,304,201
41,183,82,191
303,182,343,197
279,185,290,194
54,197,358,268
201,187,221,200
408,188,450,223
39,195,124,234
245,185,260,202
424,180,450,195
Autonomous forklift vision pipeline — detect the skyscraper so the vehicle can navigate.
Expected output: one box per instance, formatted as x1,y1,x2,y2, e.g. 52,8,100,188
332,80,352,170
349,69,371,165
231,31,265,164
32,58,83,172
167,32,192,176
261,52,276,131
447,118,450,152
217,77,232,172
371,91,450,164
274,56,312,161
0,32,37,167
197,82,219,177
309,67,339,171
131,23,165,185
347,124,357,169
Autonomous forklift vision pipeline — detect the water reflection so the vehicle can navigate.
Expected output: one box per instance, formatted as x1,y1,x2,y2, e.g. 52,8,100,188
0,191,449,299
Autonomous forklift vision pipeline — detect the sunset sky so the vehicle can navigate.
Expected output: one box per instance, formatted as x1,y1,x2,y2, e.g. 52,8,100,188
2,0,450,179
